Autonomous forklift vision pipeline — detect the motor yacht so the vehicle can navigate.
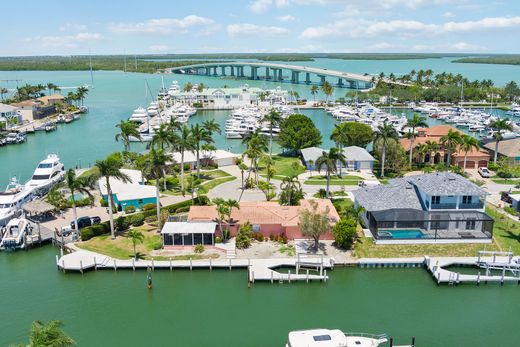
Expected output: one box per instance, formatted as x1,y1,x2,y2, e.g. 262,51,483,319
0,218,33,250
24,154,65,196
147,102,160,117
5,132,26,144
129,106,148,123
0,178,34,226
286,329,388,347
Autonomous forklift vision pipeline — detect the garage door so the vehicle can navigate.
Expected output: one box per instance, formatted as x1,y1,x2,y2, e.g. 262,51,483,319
217,157,235,167
478,160,488,168
465,161,475,168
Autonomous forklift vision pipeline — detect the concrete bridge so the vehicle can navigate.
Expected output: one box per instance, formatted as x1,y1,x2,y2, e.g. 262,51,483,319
169,61,376,90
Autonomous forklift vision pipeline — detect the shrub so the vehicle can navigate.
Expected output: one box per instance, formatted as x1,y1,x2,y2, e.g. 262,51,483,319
151,238,163,250
80,223,110,241
145,216,157,224
252,232,265,242
497,170,513,179
115,216,130,232
130,214,145,227
166,176,180,190
333,218,358,249
124,205,136,214
215,236,222,243
236,222,252,249
504,206,519,216
142,203,157,211
100,198,108,207
194,195,210,206
194,244,205,253
175,206,190,213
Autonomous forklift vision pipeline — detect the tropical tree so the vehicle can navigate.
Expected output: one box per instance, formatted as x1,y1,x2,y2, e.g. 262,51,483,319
63,169,94,235
258,181,276,201
374,122,399,177
186,174,202,204
212,198,227,240
279,175,304,206
141,149,168,231
414,143,429,164
0,87,8,101
115,120,140,151
406,113,428,165
310,85,319,104
176,125,194,195
299,200,331,250
95,155,131,239
15,320,75,347
321,81,334,104
331,122,373,148
224,199,239,228
440,129,462,166
459,134,480,171
76,85,88,105
190,123,213,178
489,118,514,163
262,108,283,158
183,82,193,92
315,148,347,198
278,114,322,153
197,83,206,92
202,119,221,136
242,129,268,184
237,157,248,189
425,140,439,164
128,229,144,260
148,124,173,150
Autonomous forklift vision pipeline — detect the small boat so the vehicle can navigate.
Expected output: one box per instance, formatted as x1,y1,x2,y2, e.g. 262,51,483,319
64,116,74,124
5,132,26,144
0,218,33,250
45,123,57,132
286,329,388,347
56,114,66,123
79,106,89,113
225,131,242,139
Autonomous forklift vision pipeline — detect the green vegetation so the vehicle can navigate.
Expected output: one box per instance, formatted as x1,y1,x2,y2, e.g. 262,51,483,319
332,219,358,249
236,221,253,249
198,176,236,194
299,200,331,249
278,114,322,153
13,320,76,347
0,56,217,73
305,175,362,186
486,205,520,254
259,155,306,178
156,170,233,195
454,55,520,66
331,122,374,148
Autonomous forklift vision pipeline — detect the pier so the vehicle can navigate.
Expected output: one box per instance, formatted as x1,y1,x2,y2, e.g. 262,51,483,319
56,248,332,283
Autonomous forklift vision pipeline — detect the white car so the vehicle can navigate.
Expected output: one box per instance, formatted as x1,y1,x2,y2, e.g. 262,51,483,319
478,167,491,178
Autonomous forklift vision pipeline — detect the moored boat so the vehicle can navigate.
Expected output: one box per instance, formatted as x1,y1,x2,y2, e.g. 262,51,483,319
286,329,388,347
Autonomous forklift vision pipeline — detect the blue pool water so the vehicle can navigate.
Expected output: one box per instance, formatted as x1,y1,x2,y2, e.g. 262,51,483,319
380,229,424,239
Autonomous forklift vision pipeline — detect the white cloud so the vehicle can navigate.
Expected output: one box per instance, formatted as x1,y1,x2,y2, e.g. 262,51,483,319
300,16,520,39
249,0,291,13
227,23,290,37
149,45,169,52
59,23,88,31
368,42,396,50
449,42,480,51
442,11,455,18
277,15,297,22
108,15,216,35
23,32,103,49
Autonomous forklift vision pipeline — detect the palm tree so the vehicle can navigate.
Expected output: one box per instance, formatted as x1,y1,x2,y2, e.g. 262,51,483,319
63,169,94,235
18,320,75,347
237,158,248,189
128,230,144,260
95,156,131,239
190,123,212,178
280,175,302,206
414,143,429,164
425,140,439,165
440,129,462,166
262,108,283,158
183,82,193,92
315,148,347,198
224,199,240,228
489,119,514,163
147,124,173,150
212,198,227,240
459,134,480,171
0,87,8,101
141,149,168,231
330,123,350,177
374,122,398,177
242,129,268,185
46,82,59,95
406,113,428,165
310,85,319,104
115,120,140,151
202,119,221,136
76,86,89,105
186,174,202,204
321,81,333,104
177,125,195,195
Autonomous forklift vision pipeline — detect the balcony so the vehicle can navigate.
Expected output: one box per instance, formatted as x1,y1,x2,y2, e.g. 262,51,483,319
459,202,484,209
430,203,457,210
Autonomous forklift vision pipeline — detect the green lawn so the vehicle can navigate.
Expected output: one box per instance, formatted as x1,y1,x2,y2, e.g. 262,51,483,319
491,178,520,185
259,155,306,178
198,176,236,194
156,169,233,195
305,175,363,186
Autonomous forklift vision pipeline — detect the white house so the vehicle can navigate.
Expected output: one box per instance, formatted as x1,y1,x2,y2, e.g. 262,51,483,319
169,149,238,169
0,103,22,127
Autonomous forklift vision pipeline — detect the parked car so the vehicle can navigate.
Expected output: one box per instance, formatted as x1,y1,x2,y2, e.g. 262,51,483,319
90,216,101,225
478,167,491,178
70,216,92,230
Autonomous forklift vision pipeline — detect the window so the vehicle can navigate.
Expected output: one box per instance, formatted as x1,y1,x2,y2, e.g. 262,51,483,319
462,196,472,204
37,163,52,168
31,174,50,180
137,199,143,204
466,218,476,230
431,196,440,205
252,224,260,232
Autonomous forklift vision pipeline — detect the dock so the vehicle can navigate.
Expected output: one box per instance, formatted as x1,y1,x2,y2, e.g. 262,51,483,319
56,248,332,283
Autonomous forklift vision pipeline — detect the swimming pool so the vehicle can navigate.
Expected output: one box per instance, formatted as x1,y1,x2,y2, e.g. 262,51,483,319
378,229,424,239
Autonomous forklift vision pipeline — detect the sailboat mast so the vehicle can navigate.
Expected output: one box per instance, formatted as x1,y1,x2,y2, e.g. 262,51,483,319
89,50,94,87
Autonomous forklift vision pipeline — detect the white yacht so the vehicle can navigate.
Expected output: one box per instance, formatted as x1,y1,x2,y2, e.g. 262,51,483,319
286,329,388,347
0,178,34,226
5,132,26,144
0,218,33,250
168,81,181,96
147,102,160,117
129,106,148,123
24,154,65,196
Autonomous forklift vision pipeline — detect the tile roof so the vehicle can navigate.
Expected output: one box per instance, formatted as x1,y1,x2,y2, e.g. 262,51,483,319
188,199,340,227
483,138,520,158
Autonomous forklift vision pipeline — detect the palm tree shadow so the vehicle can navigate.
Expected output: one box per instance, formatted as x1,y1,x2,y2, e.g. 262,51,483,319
130,252,146,260
502,230,520,244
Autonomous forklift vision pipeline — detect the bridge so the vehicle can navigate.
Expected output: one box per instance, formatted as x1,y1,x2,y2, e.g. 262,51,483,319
169,61,376,90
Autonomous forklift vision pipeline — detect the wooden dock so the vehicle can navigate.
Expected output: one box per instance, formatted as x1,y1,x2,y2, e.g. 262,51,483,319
56,248,332,283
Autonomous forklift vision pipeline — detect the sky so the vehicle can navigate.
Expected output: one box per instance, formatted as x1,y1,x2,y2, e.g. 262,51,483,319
2,0,520,56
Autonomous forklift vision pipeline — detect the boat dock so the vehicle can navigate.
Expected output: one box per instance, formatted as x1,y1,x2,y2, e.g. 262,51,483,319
56,248,332,283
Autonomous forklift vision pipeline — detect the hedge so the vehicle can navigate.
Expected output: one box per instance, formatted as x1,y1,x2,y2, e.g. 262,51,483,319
80,222,110,241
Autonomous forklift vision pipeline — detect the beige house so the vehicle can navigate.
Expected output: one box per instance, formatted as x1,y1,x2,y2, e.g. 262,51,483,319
37,93,65,106
483,138,520,165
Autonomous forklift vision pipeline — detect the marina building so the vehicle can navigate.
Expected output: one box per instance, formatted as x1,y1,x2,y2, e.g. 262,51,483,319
98,169,156,211
187,199,340,240
400,125,490,168
10,99,55,122
354,172,494,244
300,146,375,171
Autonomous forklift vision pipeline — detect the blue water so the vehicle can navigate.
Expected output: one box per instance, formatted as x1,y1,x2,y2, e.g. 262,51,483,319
381,229,425,239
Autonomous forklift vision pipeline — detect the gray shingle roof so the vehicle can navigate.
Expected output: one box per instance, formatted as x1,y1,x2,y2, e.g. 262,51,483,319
300,147,326,163
353,181,423,211
403,172,484,196
301,146,375,163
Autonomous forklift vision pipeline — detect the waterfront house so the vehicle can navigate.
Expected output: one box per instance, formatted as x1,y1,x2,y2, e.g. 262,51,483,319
300,146,375,171
37,93,65,106
353,172,494,244
483,138,520,165
98,169,156,211
0,103,22,127
169,149,238,169
399,125,490,168
11,99,55,122
161,221,217,247
187,199,340,240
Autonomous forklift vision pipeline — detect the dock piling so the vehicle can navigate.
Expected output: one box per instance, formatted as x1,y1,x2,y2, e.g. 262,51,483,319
229,258,231,270
209,258,212,271
477,271,481,286
61,259,65,273
306,269,309,283
132,258,135,271
288,270,291,283
94,257,97,271
271,271,273,284
80,260,83,274
113,259,117,271
55,255,59,269
190,257,192,271
152,259,154,271
169,257,172,271
324,269,327,282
